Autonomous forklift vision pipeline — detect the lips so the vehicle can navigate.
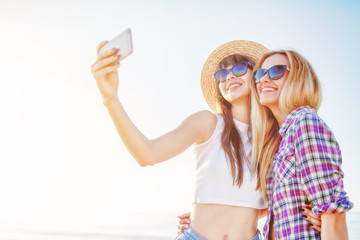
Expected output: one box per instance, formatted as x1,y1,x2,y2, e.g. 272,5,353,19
227,82,243,90
260,86,277,93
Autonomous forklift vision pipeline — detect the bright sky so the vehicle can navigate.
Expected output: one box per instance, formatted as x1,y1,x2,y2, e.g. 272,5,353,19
0,0,359,236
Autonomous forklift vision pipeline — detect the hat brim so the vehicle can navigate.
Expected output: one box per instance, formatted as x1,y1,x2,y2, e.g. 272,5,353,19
201,40,269,113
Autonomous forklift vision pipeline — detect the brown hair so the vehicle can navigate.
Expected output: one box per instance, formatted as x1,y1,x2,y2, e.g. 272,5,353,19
250,50,322,198
216,54,255,187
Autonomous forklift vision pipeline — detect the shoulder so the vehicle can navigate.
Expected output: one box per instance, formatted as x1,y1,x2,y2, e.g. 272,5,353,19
292,107,337,144
188,110,218,144
191,110,217,122
188,110,218,131
180,110,217,131
292,106,323,130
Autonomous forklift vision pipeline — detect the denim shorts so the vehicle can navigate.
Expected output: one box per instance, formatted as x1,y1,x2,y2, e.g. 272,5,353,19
175,227,205,240
175,227,262,240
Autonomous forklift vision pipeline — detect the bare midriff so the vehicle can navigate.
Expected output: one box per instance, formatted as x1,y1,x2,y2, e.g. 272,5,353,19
190,203,261,240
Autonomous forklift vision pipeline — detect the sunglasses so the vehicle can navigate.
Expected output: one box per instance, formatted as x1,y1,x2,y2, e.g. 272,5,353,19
214,62,252,83
253,65,290,84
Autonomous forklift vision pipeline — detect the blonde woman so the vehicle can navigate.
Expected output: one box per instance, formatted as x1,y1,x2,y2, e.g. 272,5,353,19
92,40,269,240
250,50,353,239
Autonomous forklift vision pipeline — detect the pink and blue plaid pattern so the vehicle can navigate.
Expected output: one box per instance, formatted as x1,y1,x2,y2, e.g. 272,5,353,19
263,106,353,239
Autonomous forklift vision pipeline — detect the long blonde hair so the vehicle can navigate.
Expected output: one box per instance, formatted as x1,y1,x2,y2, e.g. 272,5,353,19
250,50,322,198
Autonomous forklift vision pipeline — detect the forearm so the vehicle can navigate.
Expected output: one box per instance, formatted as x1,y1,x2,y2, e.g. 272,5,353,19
321,212,348,240
104,97,154,166
103,97,211,166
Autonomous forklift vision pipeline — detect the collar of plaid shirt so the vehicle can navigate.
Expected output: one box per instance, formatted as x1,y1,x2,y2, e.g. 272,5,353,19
278,105,314,136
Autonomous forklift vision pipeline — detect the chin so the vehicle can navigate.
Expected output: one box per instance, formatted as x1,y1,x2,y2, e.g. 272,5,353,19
260,99,273,107
229,92,247,100
260,99,279,109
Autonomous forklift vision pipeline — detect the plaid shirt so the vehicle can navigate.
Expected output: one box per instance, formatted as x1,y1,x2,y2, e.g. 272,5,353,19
263,106,353,239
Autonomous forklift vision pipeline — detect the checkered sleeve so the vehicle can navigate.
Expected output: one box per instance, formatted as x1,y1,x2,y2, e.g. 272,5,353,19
294,112,353,215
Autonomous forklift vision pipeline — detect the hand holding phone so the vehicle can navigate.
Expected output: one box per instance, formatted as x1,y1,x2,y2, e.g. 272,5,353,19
99,28,133,61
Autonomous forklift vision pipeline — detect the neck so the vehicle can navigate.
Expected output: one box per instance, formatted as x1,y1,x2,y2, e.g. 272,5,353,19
269,106,288,127
230,98,250,124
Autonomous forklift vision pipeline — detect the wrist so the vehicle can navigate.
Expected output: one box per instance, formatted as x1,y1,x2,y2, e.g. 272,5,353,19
102,95,120,107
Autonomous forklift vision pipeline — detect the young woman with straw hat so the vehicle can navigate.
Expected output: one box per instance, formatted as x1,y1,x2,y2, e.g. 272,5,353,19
250,50,353,239
91,40,318,239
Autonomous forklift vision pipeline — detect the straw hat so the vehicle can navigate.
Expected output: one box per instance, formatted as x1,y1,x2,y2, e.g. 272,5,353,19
201,40,269,113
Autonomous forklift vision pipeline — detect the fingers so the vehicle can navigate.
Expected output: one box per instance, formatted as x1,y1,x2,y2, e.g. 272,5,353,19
177,223,190,235
96,48,120,64
300,206,322,232
179,218,191,225
303,205,319,220
177,212,191,219
91,54,120,74
93,62,120,80
177,212,191,235
97,41,109,56
93,48,119,68
303,213,321,228
311,223,321,232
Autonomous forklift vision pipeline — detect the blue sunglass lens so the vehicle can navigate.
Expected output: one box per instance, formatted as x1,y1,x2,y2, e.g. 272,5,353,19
254,65,288,83
214,69,228,82
254,69,266,83
269,65,286,80
232,63,248,76
214,62,250,82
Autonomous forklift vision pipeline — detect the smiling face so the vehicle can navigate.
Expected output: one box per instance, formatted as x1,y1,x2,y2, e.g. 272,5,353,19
256,54,290,109
218,65,252,103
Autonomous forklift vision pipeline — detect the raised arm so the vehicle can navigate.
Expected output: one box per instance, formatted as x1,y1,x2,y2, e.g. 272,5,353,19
104,99,216,166
91,42,217,167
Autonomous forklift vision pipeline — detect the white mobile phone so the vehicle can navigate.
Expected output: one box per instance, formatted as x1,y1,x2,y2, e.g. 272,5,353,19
99,28,133,61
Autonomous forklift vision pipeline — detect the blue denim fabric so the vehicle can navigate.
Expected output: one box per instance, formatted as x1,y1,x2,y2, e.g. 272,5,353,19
176,228,262,240
251,230,262,240
175,227,205,240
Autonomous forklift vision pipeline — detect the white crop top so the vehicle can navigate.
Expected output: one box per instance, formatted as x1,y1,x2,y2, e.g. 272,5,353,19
194,114,267,209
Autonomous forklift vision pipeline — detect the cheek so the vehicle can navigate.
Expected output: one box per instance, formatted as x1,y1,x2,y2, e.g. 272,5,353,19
219,83,226,94
277,79,286,94
256,84,261,95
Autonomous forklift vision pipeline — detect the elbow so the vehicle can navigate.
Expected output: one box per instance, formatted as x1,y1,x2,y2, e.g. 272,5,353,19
138,160,150,167
133,146,157,167
136,156,155,167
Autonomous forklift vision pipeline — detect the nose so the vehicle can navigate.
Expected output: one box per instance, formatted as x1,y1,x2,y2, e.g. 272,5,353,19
258,72,271,84
226,70,236,81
